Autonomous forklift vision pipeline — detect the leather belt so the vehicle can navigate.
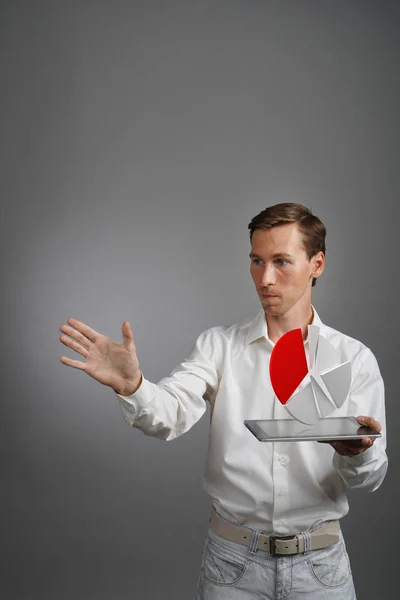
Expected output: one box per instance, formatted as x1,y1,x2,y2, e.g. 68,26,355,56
210,509,340,556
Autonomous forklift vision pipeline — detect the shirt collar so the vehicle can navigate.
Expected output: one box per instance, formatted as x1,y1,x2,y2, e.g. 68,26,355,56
245,305,324,346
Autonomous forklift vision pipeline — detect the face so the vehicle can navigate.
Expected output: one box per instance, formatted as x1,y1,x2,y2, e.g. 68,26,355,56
249,223,324,317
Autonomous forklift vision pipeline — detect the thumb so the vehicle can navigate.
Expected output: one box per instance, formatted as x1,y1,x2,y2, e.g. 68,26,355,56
121,321,135,352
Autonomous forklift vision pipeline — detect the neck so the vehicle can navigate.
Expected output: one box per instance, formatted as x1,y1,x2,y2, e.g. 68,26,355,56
265,303,314,344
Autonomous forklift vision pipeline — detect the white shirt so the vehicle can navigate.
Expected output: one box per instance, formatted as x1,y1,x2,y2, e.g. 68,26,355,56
116,307,388,535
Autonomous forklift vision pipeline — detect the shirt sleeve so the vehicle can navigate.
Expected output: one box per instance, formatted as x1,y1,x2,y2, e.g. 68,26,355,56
333,347,388,492
114,328,222,441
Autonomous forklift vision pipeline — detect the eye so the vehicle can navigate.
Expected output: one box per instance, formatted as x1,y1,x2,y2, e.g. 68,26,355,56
251,258,263,265
275,259,288,266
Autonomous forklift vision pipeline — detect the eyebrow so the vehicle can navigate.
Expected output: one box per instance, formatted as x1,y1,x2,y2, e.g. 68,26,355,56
249,252,293,259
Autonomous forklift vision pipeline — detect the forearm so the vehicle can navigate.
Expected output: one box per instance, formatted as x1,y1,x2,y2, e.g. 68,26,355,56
116,376,207,441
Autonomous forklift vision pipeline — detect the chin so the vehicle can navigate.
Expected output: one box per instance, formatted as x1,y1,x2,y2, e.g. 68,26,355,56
262,303,284,316
261,298,290,316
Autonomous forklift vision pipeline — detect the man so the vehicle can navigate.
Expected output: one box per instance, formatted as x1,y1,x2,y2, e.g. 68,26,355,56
59,203,387,599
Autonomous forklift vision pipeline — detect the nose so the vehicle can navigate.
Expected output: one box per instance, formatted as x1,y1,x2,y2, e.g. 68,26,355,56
260,263,277,287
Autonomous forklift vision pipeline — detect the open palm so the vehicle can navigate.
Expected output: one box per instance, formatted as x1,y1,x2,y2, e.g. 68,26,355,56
59,318,141,396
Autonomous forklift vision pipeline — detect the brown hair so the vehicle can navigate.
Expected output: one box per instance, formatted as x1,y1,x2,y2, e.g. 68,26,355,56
248,203,326,287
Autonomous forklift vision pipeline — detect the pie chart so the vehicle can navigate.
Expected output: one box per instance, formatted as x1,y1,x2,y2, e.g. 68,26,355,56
269,325,352,424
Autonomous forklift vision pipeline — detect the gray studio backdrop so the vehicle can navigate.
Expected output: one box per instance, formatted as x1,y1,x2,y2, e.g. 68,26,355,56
1,1,399,599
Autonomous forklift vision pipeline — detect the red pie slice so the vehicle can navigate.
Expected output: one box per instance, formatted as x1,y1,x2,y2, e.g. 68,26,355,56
269,328,309,404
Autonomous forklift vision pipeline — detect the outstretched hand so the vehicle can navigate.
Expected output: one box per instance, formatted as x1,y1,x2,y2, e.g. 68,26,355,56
59,319,142,396
318,416,381,456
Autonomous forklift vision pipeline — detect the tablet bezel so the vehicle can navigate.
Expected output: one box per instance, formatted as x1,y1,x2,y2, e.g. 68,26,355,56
244,416,382,442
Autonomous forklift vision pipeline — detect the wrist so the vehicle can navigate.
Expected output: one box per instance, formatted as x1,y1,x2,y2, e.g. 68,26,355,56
115,373,143,396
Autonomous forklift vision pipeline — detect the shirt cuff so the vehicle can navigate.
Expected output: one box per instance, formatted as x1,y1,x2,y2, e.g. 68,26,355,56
115,376,155,420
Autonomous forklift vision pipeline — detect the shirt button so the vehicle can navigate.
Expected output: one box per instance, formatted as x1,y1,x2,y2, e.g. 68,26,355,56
277,521,283,527
278,456,285,463
278,491,284,496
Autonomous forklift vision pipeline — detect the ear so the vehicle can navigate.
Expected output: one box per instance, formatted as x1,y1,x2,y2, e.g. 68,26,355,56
311,251,325,280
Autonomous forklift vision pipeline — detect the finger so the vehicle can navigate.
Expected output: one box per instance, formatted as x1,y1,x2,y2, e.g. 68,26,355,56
66,318,98,343
320,439,367,454
336,439,372,456
60,355,87,370
59,334,89,358
357,415,381,432
122,321,135,352
60,325,91,349
344,439,365,448
319,440,344,453
361,437,374,448
331,441,345,453
329,441,360,456
334,443,358,456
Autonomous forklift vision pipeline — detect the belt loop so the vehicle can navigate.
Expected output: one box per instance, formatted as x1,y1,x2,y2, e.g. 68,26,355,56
249,529,260,556
302,531,312,555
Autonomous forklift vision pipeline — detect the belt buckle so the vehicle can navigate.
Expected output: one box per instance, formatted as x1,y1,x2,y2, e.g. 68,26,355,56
269,534,298,556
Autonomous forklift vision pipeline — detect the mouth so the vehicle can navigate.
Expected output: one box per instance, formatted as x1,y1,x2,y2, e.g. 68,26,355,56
260,293,279,298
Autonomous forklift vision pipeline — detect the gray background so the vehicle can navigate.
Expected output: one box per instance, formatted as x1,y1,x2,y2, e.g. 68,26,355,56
1,1,399,598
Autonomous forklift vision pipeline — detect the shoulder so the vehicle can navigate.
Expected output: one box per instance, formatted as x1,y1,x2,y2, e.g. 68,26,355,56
195,313,256,351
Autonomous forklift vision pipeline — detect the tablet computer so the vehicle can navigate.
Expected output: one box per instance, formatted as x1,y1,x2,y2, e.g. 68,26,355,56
244,416,382,442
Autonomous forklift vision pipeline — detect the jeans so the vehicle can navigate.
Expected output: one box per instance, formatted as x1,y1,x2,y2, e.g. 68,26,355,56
195,526,357,599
